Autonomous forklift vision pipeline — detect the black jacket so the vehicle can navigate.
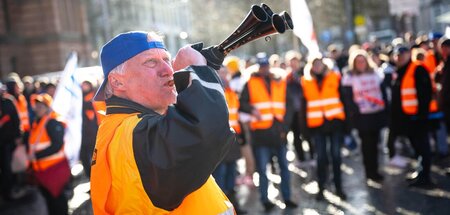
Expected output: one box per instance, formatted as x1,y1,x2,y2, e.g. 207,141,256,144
0,96,21,144
439,58,450,125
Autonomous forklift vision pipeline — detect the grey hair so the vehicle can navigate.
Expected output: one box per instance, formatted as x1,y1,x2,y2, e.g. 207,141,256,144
104,62,126,99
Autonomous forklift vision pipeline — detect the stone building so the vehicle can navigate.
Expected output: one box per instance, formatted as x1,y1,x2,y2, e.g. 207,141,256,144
0,0,92,78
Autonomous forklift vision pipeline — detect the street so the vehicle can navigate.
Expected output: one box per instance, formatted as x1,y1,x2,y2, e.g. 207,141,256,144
1,140,450,215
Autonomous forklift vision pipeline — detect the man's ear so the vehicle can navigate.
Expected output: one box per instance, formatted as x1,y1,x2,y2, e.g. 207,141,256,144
109,74,126,91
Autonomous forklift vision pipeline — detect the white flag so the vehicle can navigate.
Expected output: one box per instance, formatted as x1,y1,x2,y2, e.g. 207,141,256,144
52,52,82,166
290,0,320,56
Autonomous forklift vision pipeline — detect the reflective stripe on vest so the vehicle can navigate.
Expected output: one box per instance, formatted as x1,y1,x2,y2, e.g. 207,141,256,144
301,72,345,128
225,88,241,134
29,112,65,171
248,76,286,130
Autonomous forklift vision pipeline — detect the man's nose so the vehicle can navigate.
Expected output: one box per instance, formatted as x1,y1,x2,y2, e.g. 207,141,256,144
159,60,174,77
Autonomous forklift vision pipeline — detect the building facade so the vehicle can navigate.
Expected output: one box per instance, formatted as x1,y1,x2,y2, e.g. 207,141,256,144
0,0,92,78
0,0,193,78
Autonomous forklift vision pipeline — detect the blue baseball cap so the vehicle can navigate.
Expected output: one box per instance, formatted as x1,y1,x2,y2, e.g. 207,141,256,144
256,52,269,66
428,32,443,40
93,31,167,101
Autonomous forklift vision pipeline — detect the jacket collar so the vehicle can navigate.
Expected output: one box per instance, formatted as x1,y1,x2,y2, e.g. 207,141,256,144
105,96,159,116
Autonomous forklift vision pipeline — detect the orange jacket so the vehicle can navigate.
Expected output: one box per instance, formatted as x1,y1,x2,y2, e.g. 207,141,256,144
225,87,241,134
301,72,345,128
247,76,286,130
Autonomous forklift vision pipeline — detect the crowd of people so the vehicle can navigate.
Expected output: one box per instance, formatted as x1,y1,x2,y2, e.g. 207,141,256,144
0,30,449,214
0,73,102,214
213,32,450,213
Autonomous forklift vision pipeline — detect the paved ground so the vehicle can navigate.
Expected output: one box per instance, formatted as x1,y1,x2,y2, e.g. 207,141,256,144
1,138,450,215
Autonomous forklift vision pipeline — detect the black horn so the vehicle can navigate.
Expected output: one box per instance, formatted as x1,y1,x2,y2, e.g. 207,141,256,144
218,5,268,52
280,11,294,30
192,4,293,59
221,14,286,54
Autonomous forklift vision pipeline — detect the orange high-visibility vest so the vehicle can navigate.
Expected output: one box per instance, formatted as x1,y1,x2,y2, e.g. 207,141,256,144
301,72,345,128
423,50,437,74
91,113,233,215
29,112,65,171
84,92,106,125
9,94,30,132
247,76,286,130
401,62,438,115
225,87,241,134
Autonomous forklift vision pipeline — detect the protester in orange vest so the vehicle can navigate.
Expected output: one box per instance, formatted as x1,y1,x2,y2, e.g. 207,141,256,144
90,31,235,214
300,56,347,200
0,82,24,201
5,76,30,136
239,53,298,211
224,56,256,187
78,80,104,178
212,66,247,215
342,49,387,182
22,76,37,126
29,93,69,215
391,46,434,188
412,47,448,158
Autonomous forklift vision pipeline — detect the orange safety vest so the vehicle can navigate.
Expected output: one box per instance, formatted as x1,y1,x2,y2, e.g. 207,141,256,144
423,50,437,75
247,76,286,130
225,87,241,134
401,62,438,115
301,72,345,128
8,94,30,132
29,93,38,109
91,113,233,215
84,92,106,125
29,112,66,171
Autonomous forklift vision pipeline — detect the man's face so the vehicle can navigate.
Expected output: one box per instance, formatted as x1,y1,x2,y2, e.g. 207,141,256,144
311,59,325,75
258,64,270,76
122,48,176,112
34,102,49,118
81,82,93,94
24,82,33,91
441,45,450,59
395,51,411,67
289,58,301,71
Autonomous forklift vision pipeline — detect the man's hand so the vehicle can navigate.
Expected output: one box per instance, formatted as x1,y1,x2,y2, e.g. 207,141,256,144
199,46,225,70
251,109,262,120
172,45,207,71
